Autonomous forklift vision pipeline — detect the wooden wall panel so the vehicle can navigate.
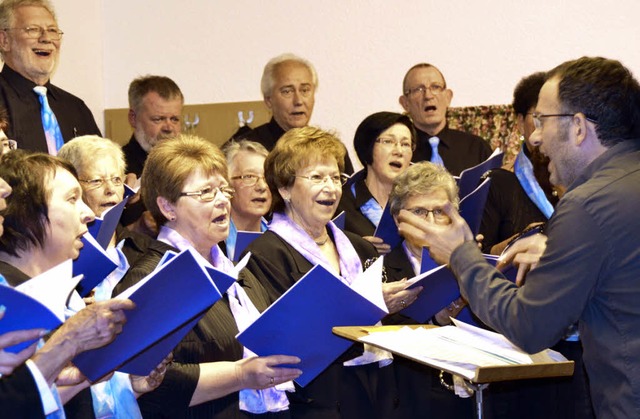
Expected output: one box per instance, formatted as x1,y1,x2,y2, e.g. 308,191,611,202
104,100,270,147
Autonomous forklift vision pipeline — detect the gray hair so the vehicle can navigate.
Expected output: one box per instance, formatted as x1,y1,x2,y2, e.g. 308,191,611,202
389,161,459,217
58,135,126,176
223,139,268,173
0,0,57,59
260,53,318,98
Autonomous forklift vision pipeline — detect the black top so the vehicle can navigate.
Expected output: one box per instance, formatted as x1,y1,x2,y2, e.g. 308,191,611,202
0,65,101,153
121,134,147,177
478,168,547,253
0,364,45,419
243,229,400,419
115,241,280,419
0,261,96,419
336,170,376,237
230,118,355,175
411,125,492,176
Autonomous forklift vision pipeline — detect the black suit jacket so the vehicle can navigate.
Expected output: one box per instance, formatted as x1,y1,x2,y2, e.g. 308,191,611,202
0,364,45,419
0,65,100,153
228,118,355,175
243,229,401,418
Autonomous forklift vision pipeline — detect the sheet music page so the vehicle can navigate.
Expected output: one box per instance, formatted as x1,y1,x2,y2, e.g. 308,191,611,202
359,320,563,380
349,257,388,312
15,259,79,321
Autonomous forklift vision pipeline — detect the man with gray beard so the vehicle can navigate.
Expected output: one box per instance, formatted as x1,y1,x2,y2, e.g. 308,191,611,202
122,75,183,177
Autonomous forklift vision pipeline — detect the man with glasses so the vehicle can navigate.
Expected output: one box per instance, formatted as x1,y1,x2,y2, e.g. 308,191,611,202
399,63,491,175
233,53,354,173
0,0,100,153
398,56,640,418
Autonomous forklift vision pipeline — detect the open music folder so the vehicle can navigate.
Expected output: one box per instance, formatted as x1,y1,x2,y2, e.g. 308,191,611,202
237,258,388,387
72,248,229,380
0,260,78,353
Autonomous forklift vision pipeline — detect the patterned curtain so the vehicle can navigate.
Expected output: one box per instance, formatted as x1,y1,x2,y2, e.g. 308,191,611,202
447,104,521,167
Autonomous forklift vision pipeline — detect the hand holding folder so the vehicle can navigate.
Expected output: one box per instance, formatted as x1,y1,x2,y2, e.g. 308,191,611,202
237,258,388,387
72,248,230,381
0,260,80,353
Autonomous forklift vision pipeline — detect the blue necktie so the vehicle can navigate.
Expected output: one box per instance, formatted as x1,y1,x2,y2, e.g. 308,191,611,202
33,86,64,155
429,136,444,166
513,146,554,219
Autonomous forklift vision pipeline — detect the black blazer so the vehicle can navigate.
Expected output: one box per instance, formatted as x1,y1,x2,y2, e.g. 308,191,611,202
243,229,400,419
0,364,45,419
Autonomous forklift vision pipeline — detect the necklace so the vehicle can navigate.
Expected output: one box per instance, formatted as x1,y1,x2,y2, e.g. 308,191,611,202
315,234,330,246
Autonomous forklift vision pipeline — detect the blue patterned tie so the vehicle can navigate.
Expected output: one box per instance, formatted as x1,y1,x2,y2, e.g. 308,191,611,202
429,136,444,166
513,146,554,219
33,86,65,155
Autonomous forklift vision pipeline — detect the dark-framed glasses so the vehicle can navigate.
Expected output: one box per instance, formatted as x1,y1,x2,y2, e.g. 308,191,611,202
404,83,446,98
179,185,235,202
230,174,266,187
79,176,124,190
375,137,415,151
294,173,349,187
4,26,64,40
407,206,450,223
531,112,598,130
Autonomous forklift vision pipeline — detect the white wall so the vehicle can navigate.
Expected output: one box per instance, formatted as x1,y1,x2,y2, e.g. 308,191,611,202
54,0,640,157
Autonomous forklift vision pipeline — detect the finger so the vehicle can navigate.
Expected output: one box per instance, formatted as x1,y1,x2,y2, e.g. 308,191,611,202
363,236,383,244
513,253,542,266
397,210,436,246
441,202,474,241
0,328,46,348
104,298,136,311
516,263,529,286
265,355,301,366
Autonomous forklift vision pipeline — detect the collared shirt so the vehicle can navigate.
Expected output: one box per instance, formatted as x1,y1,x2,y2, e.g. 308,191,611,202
0,65,100,153
412,125,492,176
451,139,640,418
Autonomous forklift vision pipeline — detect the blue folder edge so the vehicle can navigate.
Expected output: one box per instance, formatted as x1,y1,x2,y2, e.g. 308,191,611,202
0,287,62,353
237,264,387,387
374,203,402,249
73,234,118,297
401,253,516,323
72,249,223,381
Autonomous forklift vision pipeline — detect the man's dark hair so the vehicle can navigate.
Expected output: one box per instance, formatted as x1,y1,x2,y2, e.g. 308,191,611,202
0,150,77,256
548,56,640,146
512,72,546,116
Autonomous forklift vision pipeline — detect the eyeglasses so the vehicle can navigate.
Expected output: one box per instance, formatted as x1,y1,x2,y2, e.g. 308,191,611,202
79,176,124,190
294,173,349,186
375,137,415,151
1,139,17,151
230,174,266,187
404,84,446,98
179,185,235,202
407,206,450,223
278,85,314,99
531,112,598,130
4,26,64,40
